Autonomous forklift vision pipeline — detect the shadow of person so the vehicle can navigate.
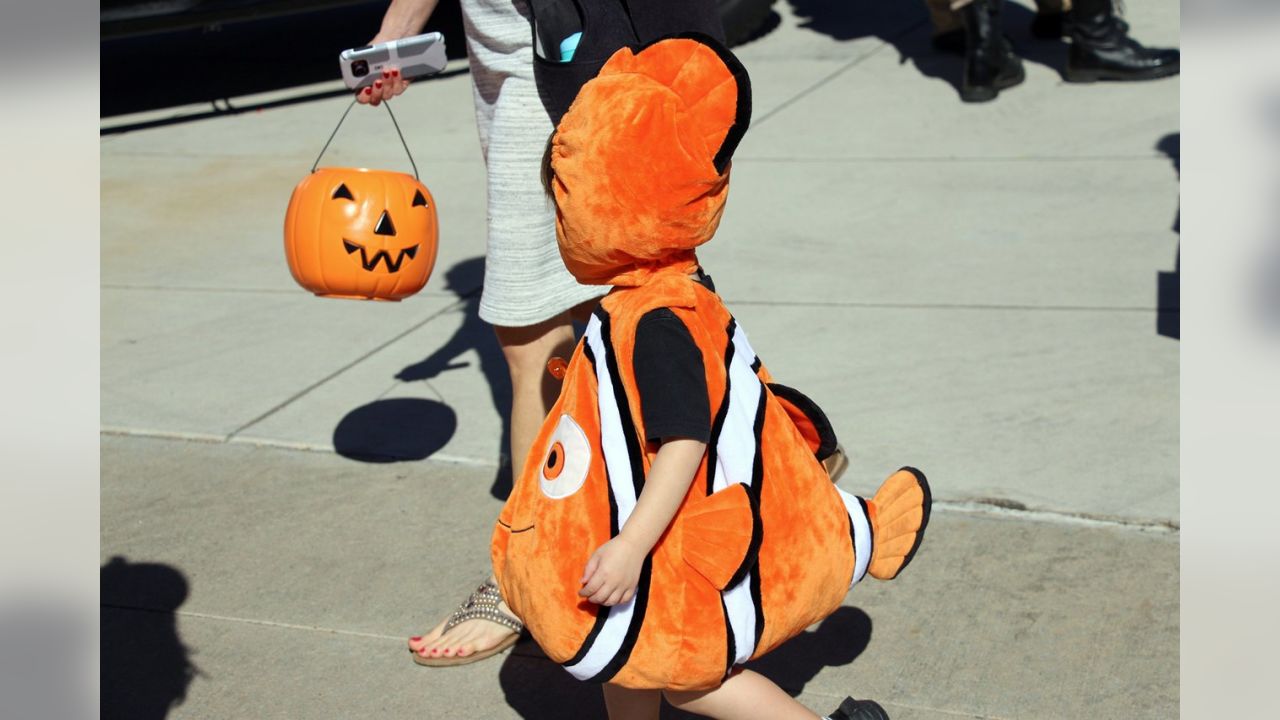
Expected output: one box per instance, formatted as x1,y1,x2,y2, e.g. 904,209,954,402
497,606,873,719
100,556,197,720
784,0,1069,99
396,256,516,497
1155,133,1179,339
498,643,609,719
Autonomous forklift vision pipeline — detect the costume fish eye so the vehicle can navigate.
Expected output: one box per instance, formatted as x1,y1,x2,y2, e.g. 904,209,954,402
491,35,933,692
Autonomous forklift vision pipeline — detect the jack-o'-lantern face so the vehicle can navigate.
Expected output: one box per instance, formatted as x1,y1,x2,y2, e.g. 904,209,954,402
284,167,439,301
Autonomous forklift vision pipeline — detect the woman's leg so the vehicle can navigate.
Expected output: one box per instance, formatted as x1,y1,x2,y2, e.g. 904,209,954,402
410,312,576,660
602,685,662,720
664,669,820,720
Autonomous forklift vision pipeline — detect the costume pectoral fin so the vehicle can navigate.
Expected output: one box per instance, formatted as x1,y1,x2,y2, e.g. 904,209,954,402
680,483,759,590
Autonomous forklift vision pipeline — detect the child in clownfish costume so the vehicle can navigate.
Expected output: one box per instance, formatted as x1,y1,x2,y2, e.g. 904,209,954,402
490,35,931,720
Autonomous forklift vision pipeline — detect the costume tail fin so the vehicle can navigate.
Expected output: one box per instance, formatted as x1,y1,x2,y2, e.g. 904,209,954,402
866,467,932,581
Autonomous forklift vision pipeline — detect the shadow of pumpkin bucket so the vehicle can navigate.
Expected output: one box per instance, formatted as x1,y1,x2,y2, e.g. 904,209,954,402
284,100,439,301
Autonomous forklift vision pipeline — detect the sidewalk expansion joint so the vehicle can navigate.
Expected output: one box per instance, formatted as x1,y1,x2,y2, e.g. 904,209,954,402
223,291,477,440
103,603,404,642
102,428,1176,534
721,299,1160,313
937,498,1178,534
752,20,928,128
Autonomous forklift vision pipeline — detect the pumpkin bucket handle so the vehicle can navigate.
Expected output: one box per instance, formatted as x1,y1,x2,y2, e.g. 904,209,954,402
310,98,419,180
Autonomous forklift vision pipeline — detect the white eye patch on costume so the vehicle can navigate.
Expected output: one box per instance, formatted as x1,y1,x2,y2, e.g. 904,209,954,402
539,414,592,499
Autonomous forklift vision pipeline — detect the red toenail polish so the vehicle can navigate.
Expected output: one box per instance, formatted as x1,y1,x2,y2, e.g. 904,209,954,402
362,87,371,94
410,636,421,642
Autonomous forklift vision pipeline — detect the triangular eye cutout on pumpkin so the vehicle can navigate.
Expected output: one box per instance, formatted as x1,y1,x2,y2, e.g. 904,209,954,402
374,210,396,236
412,189,428,208
332,183,354,201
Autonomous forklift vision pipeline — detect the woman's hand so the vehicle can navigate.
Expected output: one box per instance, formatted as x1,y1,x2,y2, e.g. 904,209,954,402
356,38,413,107
357,0,442,106
579,536,645,606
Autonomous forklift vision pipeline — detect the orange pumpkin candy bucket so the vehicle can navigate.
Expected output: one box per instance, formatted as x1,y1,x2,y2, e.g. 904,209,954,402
284,101,438,301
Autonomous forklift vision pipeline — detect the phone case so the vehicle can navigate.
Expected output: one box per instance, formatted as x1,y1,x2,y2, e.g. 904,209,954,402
339,32,448,90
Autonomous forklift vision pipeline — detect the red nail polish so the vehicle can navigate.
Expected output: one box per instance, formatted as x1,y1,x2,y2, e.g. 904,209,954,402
374,80,383,88
362,87,371,95
410,636,421,642
392,69,400,77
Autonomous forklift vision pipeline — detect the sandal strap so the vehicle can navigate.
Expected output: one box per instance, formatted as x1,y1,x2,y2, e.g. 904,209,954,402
442,581,522,635
443,605,523,635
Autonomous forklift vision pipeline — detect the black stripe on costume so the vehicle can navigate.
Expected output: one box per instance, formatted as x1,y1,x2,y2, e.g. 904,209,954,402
597,309,647,500
845,509,858,585
720,594,736,679
564,339,612,669
708,317,738,677
724,487,762,592
587,557,654,684
857,496,874,575
748,380,768,650
750,356,762,374
704,317,738,495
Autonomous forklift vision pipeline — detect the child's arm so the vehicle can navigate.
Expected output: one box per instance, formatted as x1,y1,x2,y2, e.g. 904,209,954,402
579,437,707,606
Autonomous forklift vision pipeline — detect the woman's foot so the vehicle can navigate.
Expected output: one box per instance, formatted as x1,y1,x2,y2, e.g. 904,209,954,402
407,580,522,665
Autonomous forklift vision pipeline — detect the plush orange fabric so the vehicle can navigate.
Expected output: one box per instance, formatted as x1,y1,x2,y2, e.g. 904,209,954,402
548,37,745,289
491,36,929,692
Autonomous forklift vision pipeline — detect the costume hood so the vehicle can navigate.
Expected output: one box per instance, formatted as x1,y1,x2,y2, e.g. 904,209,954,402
550,35,752,287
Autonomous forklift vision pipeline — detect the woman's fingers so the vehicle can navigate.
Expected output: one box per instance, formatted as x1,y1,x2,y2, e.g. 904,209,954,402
356,68,411,106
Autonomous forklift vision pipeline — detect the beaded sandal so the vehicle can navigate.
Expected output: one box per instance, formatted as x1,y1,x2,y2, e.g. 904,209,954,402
411,580,523,667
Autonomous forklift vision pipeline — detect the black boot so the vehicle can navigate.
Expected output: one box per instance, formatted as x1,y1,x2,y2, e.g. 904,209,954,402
827,696,891,720
960,0,1025,103
1065,0,1179,81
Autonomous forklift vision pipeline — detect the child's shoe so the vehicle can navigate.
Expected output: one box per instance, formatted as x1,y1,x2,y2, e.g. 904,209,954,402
825,696,890,720
866,467,932,581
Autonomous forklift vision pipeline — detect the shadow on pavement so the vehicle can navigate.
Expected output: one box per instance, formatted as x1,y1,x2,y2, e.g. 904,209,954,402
333,397,459,462
393,257,515,497
100,556,197,720
1155,132,1179,340
498,606,872,718
786,0,1070,99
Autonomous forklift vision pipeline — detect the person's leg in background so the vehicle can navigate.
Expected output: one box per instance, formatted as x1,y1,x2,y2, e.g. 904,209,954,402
954,0,1025,103
927,0,1071,53
1064,0,1179,82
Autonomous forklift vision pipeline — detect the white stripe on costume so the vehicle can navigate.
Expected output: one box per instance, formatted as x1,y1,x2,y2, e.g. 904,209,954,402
563,314,639,681
716,321,763,666
838,488,873,587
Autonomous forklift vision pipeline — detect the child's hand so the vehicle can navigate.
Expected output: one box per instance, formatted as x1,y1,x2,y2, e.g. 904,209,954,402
579,536,644,606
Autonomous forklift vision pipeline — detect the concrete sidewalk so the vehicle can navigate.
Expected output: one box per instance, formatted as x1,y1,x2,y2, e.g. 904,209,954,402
101,1,1179,717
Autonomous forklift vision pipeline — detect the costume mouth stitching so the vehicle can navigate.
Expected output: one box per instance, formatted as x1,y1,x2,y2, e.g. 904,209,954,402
342,239,419,273
497,520,536,534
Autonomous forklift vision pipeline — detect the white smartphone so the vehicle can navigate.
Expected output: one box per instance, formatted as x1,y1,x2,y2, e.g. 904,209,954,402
339,32,448,90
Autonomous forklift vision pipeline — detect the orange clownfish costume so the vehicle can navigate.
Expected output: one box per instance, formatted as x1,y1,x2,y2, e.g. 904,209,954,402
491,35,932,691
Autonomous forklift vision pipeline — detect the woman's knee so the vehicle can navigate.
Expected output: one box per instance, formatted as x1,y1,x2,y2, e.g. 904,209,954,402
494,314,575,382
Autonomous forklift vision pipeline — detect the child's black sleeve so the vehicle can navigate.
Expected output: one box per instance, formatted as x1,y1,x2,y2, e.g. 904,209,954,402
633,308,711,443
